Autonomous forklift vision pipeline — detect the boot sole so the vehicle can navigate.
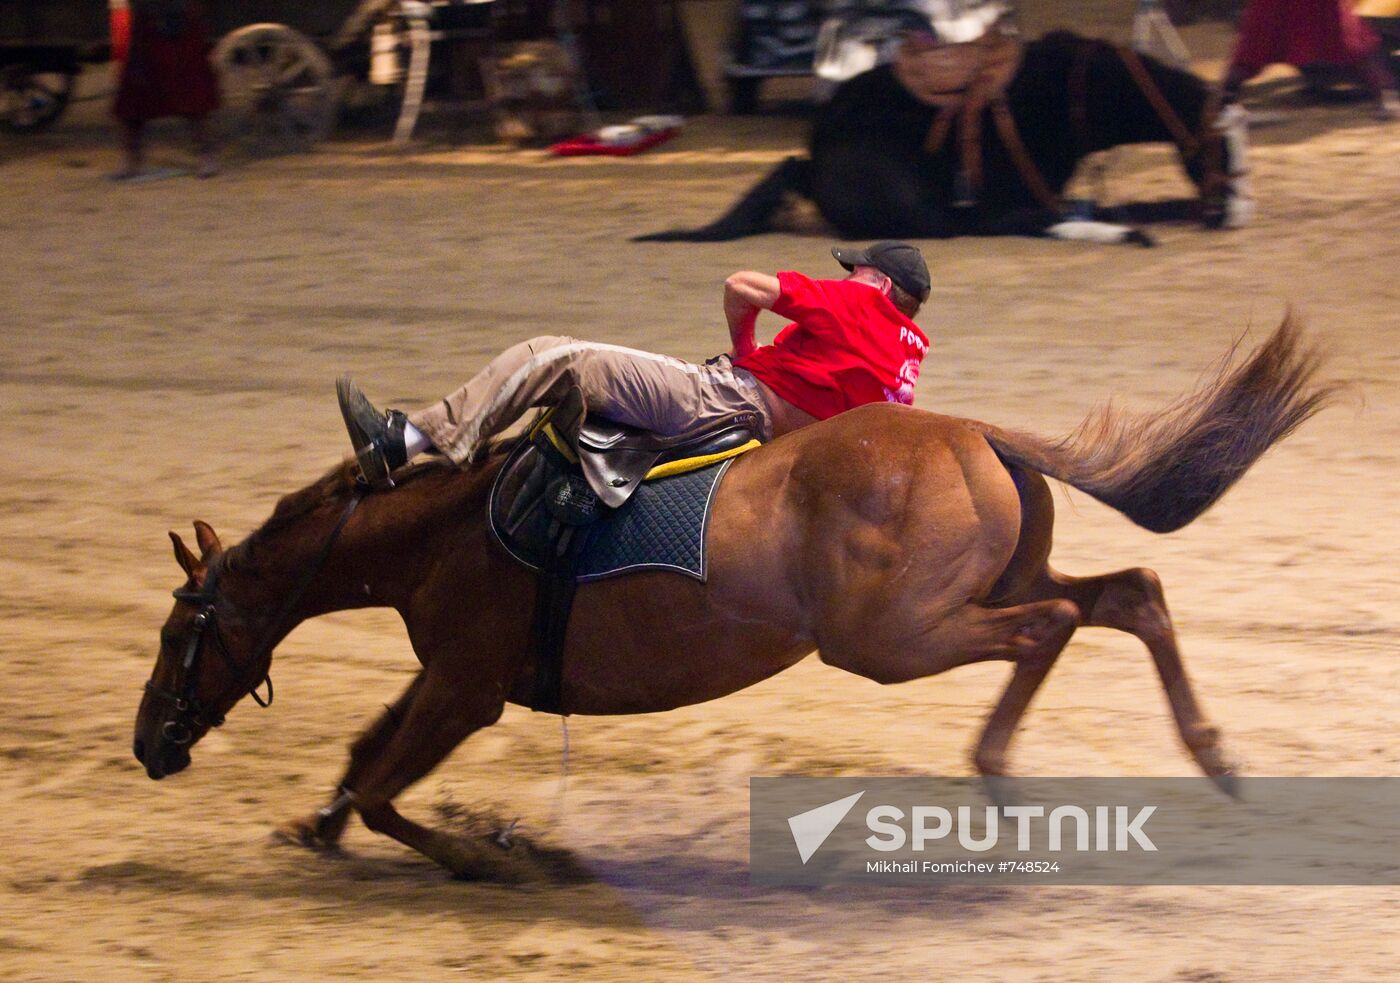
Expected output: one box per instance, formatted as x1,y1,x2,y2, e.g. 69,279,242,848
336,375,391,484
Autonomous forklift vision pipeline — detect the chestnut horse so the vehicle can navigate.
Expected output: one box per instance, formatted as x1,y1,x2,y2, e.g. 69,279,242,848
135,318,1332,877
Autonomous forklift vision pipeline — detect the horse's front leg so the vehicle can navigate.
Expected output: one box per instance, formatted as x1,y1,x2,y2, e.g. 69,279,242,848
275,671,426,851
337,664,508,877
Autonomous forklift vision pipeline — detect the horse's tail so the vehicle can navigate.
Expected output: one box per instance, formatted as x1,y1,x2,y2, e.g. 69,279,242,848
631,156,812,242
978,314,1340,533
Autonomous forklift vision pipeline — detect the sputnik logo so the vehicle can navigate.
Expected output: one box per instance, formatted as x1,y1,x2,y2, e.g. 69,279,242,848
787,791,865,863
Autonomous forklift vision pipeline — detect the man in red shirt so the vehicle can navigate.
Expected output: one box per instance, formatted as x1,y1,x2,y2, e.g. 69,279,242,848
338,242,931,485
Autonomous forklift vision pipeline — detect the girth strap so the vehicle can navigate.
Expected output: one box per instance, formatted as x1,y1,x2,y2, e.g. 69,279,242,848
527,472,601,715
923,106,954,155
529,523,583,715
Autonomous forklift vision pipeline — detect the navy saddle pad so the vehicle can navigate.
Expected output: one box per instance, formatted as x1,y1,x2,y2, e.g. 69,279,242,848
488,455,735,583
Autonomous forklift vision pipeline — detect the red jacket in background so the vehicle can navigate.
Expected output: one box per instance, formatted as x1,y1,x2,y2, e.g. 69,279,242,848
1231,0,1382,73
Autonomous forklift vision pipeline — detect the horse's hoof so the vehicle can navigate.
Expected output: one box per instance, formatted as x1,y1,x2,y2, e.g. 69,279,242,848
439,840,505,881
272,818,344,853
980,773,1021,810
972,744,1007,778
1209,768,1243,801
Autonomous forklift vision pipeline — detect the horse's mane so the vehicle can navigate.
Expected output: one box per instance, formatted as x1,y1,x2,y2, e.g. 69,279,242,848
263,460,360,531
216,461,349,573
223,440,517,571
220,457,438,571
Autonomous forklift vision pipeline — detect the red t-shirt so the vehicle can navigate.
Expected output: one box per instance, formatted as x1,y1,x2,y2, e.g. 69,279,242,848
735,271,929,420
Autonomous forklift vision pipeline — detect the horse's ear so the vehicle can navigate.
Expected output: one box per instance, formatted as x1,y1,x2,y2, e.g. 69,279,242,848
170,531,203,582
192,521,223,559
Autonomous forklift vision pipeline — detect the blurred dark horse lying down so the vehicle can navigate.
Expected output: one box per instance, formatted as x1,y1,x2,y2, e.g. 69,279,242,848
638,32,1253,244
134,319,1331,878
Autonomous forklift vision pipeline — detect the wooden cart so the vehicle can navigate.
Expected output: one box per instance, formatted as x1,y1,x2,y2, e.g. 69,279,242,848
0,0,469,148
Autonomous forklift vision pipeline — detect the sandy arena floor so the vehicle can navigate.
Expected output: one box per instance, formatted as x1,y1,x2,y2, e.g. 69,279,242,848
1,10,1398,982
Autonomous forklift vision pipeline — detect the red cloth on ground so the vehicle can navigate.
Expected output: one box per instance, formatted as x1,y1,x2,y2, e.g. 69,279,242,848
735,272,930,421
549,128,679,156
113,2,220,122
1230,0,1382,73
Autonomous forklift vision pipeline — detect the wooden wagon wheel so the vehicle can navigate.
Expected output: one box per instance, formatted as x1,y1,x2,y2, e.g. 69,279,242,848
212,24,337,154
0,64,76,132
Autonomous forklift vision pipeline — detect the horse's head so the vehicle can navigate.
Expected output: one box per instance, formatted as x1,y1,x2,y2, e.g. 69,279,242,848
1138,54,1254,231
134,521,271,780
1086,40,1254,231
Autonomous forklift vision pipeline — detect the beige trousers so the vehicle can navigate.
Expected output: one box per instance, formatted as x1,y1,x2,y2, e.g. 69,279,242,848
409,335,775,464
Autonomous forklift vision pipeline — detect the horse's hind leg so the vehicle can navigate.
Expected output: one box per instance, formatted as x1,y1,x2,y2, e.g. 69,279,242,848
972,617,1076,780
1040,566,1238,791
820,597,1081,775
630,156,810,242
952,601,1083,779
275,671,427,850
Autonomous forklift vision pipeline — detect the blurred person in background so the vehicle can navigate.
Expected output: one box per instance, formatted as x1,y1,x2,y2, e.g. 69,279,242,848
1223,0,1400,118
112,0,222,179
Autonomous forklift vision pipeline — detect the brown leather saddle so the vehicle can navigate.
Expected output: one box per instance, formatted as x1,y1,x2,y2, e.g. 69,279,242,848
492,389,761,714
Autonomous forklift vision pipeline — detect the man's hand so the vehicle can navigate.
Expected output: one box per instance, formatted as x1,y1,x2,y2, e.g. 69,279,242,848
724,271,781,359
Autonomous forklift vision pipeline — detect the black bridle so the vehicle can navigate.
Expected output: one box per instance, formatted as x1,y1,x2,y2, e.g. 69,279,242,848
144,490,363,746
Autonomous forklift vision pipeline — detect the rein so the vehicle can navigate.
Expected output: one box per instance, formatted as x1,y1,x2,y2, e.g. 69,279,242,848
145,489,363,745
1113,44,1226,201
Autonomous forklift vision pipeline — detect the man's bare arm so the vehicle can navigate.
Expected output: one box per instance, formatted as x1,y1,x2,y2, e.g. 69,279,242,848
724,271,781,358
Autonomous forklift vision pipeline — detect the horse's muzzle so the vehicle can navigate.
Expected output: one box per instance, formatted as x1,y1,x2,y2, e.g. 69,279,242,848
134,735,191,780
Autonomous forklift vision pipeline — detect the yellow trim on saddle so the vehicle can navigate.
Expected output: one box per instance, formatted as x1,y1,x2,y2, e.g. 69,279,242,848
644,439,761,481
526,405,555,438
530,410,579,464
528,407,759,481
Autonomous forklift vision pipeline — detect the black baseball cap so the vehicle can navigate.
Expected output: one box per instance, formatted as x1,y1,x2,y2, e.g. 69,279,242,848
832,241,931,301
